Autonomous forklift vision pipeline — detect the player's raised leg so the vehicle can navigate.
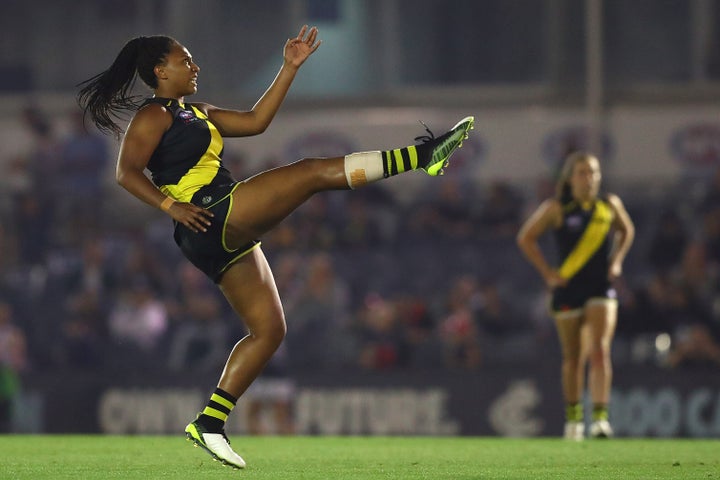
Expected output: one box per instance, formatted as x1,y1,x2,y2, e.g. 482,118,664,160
223,116,475,246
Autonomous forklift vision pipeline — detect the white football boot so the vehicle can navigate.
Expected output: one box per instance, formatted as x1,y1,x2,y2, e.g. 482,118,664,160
589,419,614,439
564,421,585,441
185,416,246,469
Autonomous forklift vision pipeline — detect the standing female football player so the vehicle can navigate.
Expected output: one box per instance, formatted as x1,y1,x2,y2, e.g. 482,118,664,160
77,26,473,468
516,151,634,440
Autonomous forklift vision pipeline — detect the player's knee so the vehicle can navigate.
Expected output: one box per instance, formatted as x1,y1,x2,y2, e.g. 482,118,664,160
286,157,322,187
248,315,286,348
588,344,610,365
272,320,287,346
561,353,582,370
561,346,582,364
264,316,287,348
297,156,323,167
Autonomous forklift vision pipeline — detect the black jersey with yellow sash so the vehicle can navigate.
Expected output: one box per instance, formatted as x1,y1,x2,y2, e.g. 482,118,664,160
551,196,616,311
142,97,260,283
143,97,234,201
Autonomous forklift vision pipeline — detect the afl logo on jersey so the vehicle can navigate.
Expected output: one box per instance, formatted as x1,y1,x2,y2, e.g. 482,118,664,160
565,215,583,230
202,195,212,205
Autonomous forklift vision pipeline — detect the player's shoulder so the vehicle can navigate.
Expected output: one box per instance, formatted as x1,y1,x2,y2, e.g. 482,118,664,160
541,197,563,214
603,192,625,209
136,101,171,118
126,102,173,135
531,198,563,228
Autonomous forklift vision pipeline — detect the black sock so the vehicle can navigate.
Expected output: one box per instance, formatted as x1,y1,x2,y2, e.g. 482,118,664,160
198,388,237,433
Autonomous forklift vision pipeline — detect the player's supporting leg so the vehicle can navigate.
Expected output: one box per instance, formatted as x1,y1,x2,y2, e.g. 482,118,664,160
585,299,618,438
554,311,586,440
185,248,283,469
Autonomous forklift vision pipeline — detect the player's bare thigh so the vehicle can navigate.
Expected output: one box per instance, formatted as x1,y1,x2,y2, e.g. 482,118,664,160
584,298,618,349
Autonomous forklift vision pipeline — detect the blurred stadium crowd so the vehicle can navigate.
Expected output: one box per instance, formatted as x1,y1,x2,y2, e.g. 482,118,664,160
1,104,720,391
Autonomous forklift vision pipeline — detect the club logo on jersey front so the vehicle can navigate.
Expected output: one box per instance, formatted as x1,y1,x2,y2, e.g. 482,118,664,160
202,195,213,205
178,110,199,124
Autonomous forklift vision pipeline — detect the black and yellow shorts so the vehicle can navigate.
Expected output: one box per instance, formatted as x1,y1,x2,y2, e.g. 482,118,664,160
550,278,617,317
173,182,260,283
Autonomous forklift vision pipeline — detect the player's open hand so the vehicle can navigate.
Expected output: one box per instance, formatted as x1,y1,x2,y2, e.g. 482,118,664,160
166,202,214,233
608,262,623,282
284,25,321,68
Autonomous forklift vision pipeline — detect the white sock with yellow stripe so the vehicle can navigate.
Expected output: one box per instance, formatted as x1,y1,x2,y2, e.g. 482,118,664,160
198,388,237,433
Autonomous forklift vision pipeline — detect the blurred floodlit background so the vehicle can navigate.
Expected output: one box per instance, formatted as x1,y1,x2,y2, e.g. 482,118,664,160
0,0,719,437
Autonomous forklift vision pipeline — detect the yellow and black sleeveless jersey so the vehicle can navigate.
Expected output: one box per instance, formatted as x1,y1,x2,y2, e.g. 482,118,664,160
550,196,616,311
142,97,259,283
555,196,614,285
143,97,234,202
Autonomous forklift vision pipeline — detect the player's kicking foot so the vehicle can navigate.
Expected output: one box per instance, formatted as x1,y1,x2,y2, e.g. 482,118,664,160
185,416,246,469
563,421,585,441
589,419,614,439
417,116,475,176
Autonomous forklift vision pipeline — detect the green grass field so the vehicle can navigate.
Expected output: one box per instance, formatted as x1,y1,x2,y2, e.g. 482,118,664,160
0,435,717,479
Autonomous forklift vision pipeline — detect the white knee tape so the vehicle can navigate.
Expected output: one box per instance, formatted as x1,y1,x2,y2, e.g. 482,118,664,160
344,151,383,189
